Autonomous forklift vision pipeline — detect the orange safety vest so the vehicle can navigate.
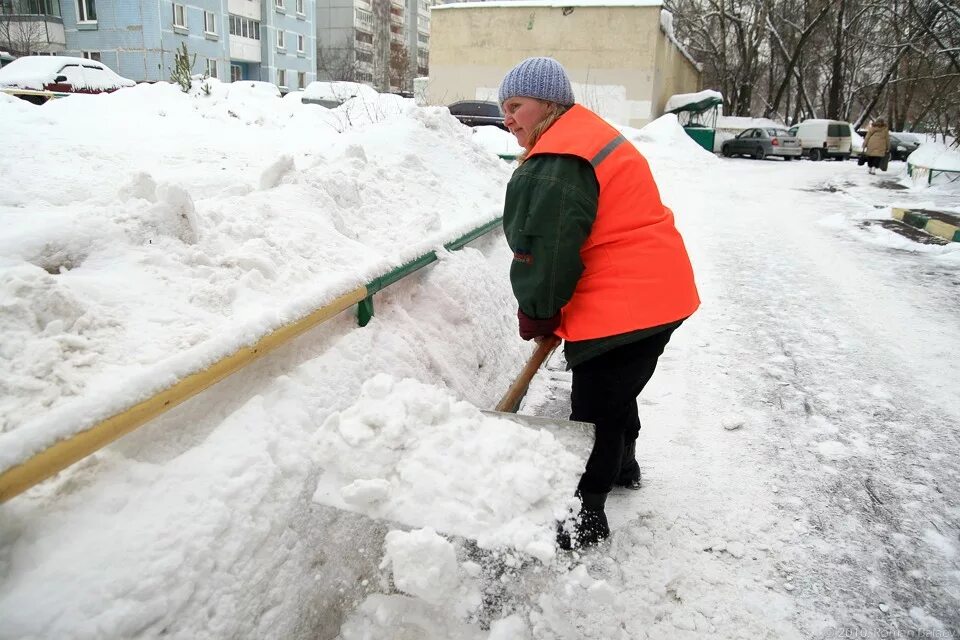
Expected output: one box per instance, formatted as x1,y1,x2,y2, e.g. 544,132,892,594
527,105,700,341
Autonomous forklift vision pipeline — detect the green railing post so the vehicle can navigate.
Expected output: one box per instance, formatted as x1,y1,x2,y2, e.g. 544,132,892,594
357,296,375,327
355,217,504,327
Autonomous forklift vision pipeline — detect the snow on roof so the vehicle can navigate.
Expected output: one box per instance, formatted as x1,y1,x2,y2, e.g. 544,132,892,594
0,55,134,91
433,0,662,10
660,9,701,72
665,89,722,113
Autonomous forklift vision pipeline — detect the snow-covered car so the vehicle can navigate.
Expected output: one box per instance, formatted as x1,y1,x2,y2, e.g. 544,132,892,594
889,132,922,161
302,81,373,108
720,127,802,160
0,55,135,104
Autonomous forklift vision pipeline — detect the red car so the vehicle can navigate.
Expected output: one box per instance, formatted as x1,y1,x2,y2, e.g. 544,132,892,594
0,55,135,104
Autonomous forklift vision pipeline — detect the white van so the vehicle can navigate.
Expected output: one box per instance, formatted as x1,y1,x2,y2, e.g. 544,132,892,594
787,119,852,161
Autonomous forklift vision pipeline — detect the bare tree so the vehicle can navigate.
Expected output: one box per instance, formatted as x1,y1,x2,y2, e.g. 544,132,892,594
317,35,360,82
0,12,51,56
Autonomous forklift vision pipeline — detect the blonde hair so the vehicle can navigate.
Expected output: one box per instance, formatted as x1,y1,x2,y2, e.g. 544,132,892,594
518,101,572,164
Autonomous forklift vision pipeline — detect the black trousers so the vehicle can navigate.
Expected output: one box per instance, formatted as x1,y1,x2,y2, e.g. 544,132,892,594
570,327,676,494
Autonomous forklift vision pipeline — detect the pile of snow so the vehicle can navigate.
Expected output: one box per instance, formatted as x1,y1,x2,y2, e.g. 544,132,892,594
471,126,522,157
313,375,583,561
621,113,719,167
0,80,512,470
907,142,960,172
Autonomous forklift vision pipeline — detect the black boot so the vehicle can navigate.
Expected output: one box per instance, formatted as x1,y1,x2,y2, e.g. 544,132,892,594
557,491,610,550
615,439,642,490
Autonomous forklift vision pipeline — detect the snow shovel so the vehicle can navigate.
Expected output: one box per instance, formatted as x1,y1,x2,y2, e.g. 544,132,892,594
483,335,594,458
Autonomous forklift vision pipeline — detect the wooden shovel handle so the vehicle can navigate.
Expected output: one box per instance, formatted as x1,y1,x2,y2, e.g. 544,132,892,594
495,335,562,413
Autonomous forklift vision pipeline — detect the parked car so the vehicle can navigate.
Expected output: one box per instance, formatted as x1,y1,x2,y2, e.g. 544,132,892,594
447,100,506,130
0,55,135,104
0,51,14,69
787,119,852,160
889,132,922,161
720,127,802,160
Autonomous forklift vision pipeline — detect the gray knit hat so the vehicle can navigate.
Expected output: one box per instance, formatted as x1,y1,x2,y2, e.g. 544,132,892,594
498,57,575,107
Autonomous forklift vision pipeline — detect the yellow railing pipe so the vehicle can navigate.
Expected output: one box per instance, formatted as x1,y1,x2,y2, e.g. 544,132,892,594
0,286,368,503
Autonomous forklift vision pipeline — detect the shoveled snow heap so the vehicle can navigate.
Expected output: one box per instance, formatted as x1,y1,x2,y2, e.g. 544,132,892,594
313,375,583,562
0,80,511,471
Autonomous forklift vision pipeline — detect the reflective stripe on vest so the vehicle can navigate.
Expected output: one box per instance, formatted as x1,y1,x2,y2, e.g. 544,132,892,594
527,105,700,341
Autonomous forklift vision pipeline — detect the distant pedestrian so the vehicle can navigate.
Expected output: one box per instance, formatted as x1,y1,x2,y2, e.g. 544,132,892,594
497,57,700,550
863,118,890,175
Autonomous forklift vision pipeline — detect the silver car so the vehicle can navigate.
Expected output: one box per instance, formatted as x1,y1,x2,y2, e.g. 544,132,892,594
721,128,803,160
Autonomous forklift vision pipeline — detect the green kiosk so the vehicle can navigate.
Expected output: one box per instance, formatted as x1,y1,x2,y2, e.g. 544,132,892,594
665,91,723,153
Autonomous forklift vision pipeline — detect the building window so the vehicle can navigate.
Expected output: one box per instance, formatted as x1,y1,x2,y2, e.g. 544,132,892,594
297,34,304,53
275,0,283,9
231,64,242,81
277,69,286,87
206,59,217,79
296,0,304,14
298,71,305,89
355,51,372,64
276,29,285,49
417,33,428,45
229,15,260,40
355,30,372,45
76,0,96,22
172,3,186,28
81,50,101,61
203,11,217,34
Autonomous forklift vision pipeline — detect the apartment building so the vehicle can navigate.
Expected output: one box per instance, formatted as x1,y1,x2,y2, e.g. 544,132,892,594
315,0,432,92
38,0,317,90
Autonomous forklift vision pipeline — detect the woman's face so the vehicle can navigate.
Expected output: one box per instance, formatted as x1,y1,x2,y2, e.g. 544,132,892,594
501,97,551,149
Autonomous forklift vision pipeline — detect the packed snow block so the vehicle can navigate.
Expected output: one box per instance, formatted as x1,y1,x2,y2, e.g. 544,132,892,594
312,375,587,562
259,155,295,190
148,184,199,244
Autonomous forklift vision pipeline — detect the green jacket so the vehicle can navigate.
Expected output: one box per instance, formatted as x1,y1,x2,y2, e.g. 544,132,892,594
503,154,677,367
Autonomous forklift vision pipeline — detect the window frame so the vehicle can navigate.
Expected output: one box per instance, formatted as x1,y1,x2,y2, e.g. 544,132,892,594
276,28,285,50
277,69,286,88
297,33,304,53
81,50,101,62
296,0,304,15
275,0,284,9
172,3,186,28
206,59,218,79
297,71,305,89
203,10,217,35
76,0,96,23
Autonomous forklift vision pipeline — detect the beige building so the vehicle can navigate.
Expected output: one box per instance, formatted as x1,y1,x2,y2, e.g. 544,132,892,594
428,0,700,128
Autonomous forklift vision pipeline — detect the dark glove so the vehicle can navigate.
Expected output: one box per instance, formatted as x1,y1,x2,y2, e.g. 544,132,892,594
517,309,561,341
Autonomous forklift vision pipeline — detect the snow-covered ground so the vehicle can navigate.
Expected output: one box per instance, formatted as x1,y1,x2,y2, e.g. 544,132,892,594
1,85,959,639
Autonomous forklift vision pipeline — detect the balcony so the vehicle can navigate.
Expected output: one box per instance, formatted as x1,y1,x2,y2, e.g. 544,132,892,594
0,10,65,55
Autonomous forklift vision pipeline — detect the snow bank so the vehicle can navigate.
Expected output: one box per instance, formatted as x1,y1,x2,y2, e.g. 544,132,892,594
620,113,719,168
313,375,583,561
908,142,960,171
0,80,512,472
471,126,523,157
